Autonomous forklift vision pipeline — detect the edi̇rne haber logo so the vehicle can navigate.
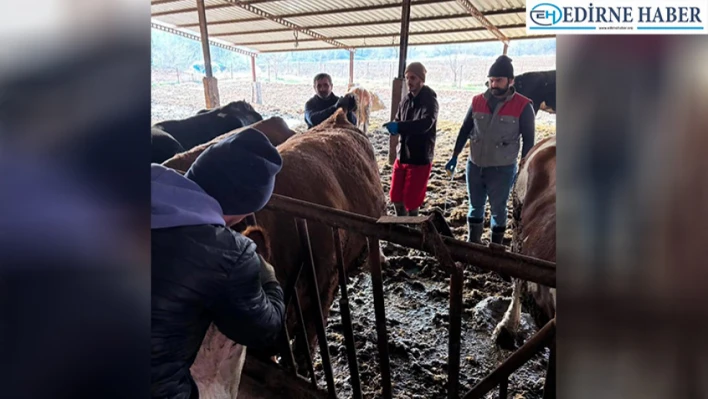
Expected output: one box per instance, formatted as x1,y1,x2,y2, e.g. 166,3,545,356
526,1,708,34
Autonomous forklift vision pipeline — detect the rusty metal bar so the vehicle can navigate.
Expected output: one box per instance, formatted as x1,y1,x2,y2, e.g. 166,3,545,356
258,36,557,53
542,342,556,399
206,9,526,35
462,319,556,399
295,219,338,398
333,228,363,399
499,378,508,398
448,265,463,398
421,220,462,398
455,0,510,46
264,194,556,288
367,238,392,399
279,319,298,376
293,289,318,389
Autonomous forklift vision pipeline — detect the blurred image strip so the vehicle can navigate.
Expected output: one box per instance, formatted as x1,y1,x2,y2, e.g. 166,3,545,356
558,35,708,398
0,1,151,398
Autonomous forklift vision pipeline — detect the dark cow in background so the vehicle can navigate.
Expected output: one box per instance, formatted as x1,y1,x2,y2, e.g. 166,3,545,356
483,70,556,115
513,70,556,115
151,127,185,164
493,136,556,349
153,100,262,151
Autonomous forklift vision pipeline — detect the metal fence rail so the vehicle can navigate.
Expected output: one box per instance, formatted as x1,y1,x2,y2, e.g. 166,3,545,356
246,194,557,399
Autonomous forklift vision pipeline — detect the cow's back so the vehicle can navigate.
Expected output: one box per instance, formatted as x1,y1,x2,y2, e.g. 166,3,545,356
254,110,385,349
161,117,296,173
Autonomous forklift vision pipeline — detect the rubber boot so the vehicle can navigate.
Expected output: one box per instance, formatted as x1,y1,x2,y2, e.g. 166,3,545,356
491,226,506,245
394,203,408,217
467,218,483,244
491,226,512,281
408,208,419,217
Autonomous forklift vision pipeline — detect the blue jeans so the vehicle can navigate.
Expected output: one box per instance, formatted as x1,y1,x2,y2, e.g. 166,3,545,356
466,159,517,231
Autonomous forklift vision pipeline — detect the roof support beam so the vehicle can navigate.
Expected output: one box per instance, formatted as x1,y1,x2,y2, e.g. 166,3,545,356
152,3,233,17
176,0,460,28
151,22,258,57
455,0,510,46
225,24,526,46
258,35,556,53
208,8,526,36
222,0,354,51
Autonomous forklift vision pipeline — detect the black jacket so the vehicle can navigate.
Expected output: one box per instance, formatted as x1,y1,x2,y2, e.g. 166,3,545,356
151,164,285,399
394,85,439,165
304,93,357,129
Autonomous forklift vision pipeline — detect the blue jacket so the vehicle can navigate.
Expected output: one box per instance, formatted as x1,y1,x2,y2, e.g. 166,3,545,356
150,164,285,399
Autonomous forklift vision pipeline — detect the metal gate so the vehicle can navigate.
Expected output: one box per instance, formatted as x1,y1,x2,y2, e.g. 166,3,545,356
241,194,556,399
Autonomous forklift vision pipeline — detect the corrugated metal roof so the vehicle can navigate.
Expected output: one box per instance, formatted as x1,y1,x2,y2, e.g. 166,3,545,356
151,0,553,53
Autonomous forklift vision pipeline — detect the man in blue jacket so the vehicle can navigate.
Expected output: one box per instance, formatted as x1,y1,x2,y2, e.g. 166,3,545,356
151,128,286,399
445,55,535,245
304,73,358,129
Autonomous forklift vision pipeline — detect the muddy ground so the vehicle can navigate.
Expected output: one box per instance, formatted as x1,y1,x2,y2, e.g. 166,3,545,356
152,81,556,398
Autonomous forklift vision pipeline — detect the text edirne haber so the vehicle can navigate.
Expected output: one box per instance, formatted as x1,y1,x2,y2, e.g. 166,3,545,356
558,5,702,24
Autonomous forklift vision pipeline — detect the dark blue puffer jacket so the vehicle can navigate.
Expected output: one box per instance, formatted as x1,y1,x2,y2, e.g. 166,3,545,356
150,164,285,399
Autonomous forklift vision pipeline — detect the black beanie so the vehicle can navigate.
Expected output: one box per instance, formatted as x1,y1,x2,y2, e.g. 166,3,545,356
185,128,283,216
488,55,514,79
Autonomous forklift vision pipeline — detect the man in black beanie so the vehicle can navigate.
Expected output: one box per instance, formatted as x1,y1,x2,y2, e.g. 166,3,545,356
150,128,285,399
445,55,535,246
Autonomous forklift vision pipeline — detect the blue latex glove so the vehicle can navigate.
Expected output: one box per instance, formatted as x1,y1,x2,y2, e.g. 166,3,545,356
445,156,458,174
383,122,399,135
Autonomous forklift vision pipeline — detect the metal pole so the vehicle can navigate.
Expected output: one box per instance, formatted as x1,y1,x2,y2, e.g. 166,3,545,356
368,238,392,399
389,0,412,165
295,219,338,399
397,0,412,78
196,0,213,78
333,228,363,399
251,55,257,82
503,42,509,55
349,51,355,88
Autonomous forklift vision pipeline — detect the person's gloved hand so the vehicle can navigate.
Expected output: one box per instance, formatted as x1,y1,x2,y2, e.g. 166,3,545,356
383,122,399,135
344,93,357,111
445,156,458,175
258,255,279,286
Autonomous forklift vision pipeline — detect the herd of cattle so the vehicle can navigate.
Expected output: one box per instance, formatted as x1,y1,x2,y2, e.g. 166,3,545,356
151,70,556,397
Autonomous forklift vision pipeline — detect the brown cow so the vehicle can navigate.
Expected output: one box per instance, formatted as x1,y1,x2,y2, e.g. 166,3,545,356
170,109,386,365
492,136,556,348
162,117,296,172
190,226,272,399
347,85,386,134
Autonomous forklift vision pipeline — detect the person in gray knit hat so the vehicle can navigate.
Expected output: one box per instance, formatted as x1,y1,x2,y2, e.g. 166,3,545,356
445,55,536,248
